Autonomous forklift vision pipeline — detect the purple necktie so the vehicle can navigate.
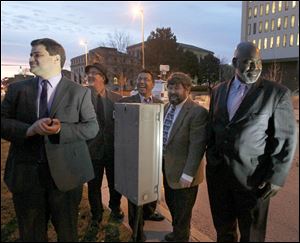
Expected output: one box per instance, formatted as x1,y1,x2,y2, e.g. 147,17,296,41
228,84,248,121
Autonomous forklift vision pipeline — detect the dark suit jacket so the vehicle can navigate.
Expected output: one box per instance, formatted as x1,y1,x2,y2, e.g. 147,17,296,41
118,93,163,104
1,76,99,192
87,88,122,161
164,98,208,189
206,77,297,189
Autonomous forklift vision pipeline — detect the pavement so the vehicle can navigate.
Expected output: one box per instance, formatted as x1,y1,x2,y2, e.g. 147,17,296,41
100,177,214,242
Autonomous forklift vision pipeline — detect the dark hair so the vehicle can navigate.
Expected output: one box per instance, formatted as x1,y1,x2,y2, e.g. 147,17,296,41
167,72,192,90
139,69,154,83
31,38,66,68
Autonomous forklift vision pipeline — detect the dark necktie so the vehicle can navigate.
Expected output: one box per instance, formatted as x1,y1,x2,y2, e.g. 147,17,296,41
39,80,49,118
97,95,105,128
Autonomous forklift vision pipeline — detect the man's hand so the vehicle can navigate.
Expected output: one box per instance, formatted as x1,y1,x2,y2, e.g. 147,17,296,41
179,176,192,188
257,182,282,200
26,118,61,136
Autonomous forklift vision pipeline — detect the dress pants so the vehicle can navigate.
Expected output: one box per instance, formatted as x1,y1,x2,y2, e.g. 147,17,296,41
206,164,270,242
88,155,122,219
12,163,82,242
163,176,198,241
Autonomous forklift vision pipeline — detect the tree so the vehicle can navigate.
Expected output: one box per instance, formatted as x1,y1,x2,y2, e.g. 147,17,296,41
198,54,220,87
262,62,283,83
145,27,180,74
179,50,199,79
100,30,130,53
220,64,235,82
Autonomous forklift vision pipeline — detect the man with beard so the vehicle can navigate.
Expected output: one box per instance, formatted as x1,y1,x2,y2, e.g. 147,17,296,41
206,42,297,242
119,69,165,241
85,63,124,227
162,72,208,242
1,38,98,241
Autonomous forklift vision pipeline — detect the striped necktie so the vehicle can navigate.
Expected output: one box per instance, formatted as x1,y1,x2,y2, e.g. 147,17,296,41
163,105,176,150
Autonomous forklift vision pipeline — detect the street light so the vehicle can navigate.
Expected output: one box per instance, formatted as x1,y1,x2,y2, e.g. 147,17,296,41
80,40,88,66
133,7,145,69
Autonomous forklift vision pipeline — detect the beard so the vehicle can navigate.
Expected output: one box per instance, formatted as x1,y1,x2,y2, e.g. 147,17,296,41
169,94,183,105
239,70,261,84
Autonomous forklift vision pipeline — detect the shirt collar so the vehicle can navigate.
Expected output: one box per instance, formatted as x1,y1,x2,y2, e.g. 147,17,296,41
38,73,62,88
139,94,153,103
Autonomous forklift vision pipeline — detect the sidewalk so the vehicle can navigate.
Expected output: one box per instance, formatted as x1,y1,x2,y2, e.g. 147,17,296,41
100,177,213,242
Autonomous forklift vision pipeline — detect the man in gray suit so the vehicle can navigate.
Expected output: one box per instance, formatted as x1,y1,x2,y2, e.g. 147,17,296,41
85,63,124,226
1,38,99,242
119,69,165,241
206,42,297,242
163,72,208,242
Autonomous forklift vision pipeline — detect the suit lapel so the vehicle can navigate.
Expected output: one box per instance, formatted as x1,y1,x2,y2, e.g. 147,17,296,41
27,77,39,121
49,78,69,117
167,98,192,144
218,79,232,124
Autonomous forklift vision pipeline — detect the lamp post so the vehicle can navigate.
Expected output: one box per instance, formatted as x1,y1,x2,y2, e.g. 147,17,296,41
80,40,88,66
134,7,145,69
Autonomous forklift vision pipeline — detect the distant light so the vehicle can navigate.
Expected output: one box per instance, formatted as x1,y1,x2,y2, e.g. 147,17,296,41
133,6,143,17
80,40,87,46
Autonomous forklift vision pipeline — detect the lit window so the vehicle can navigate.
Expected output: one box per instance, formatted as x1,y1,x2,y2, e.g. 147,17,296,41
264,38,268,49
292,1,296,8
265,20,269,32
272,1,276,14
285,1,289,10
266,3,270,15
253,23,257,35
278,1,282,11
284,16,288,29
290,34,294,46
270,36,274,48
291,15,295,28
276,35,281,47
260,4,264,16
248,24,252,35
254,6,258,17
259,21,263,33
277,17,282,30
271,19,275,31
248,7,252,18
283,34,287,47
253,39,256,45
297,33,299,46
258,38,262,49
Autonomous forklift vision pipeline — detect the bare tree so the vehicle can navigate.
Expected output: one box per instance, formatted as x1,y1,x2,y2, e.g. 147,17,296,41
262,62,283,83
100,30,131,53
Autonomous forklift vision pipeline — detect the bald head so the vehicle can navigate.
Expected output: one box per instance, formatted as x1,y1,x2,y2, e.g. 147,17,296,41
232,42,262,84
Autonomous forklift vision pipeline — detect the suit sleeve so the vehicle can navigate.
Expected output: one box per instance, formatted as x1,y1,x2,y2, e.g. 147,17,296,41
267,90,297,186
183,107,208,177
1,83,31,144
58,88,99,143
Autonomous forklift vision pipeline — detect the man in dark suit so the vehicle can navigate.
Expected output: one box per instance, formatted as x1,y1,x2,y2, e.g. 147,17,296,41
1,38,99,242
119,69,165,241
85,63,124,226
206,42,297,242
162,72,208,242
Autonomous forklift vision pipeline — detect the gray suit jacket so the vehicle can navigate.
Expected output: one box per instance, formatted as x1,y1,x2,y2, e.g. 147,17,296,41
206,78,297,189
87,88,122,161
1,76,99,192
164,98,208,189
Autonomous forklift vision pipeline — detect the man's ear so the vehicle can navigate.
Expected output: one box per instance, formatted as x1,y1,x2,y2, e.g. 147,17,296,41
232,57,238,68
55,55,60,62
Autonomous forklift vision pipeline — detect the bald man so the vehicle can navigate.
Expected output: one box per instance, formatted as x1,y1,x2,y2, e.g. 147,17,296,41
206,42,297,242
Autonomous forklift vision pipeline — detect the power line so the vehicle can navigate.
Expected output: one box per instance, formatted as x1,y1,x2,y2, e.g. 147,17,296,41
1,64,29,67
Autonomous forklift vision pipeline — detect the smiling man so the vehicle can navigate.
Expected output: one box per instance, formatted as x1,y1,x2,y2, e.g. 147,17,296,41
206,42,297,242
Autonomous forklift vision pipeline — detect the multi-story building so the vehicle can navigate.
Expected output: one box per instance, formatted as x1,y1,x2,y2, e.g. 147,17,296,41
241,1,299,91
70,47,141,88
127,42,214,64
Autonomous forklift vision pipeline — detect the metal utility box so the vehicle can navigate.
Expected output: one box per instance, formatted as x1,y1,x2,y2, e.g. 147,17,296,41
114,103,164,206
